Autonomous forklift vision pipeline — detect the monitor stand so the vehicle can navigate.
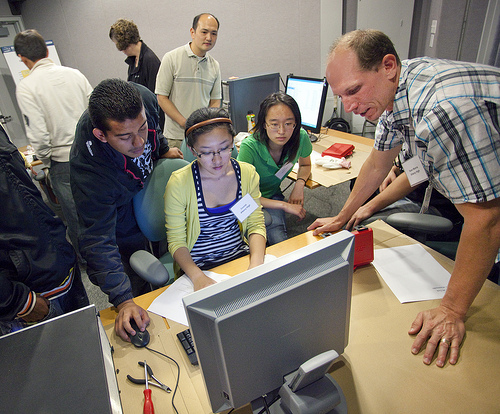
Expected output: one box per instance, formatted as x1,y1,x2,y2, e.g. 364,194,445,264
251,350,347,414
306,130,318,143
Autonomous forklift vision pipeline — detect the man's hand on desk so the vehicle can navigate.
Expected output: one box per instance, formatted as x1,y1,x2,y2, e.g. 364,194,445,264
307,216,344,235
115,299,150,341
409,304,465,367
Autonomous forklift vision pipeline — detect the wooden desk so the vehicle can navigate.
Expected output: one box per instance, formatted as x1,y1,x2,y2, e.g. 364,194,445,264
289,127,374,189
102,221,500,414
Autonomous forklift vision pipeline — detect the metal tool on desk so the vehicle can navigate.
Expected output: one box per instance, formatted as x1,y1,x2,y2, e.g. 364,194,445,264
127,361,172,393
143,360,154,414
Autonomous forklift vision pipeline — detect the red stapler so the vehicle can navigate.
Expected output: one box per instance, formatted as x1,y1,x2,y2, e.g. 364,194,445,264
352,225,374,268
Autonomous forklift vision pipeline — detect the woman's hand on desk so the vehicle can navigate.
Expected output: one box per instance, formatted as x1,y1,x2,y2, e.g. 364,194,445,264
408,304,465,367
115,299,150,341
190,272,217,292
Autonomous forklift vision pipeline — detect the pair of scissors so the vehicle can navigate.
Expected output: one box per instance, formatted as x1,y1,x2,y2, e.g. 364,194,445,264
127,361,172,393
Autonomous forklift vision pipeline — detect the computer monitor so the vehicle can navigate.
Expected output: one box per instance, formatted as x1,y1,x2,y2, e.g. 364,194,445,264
285,74,328,134
227,73,280,133
183,231,354,413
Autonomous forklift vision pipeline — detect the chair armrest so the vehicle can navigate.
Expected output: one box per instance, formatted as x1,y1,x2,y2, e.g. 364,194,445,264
129,250,171,286
386,212,453,236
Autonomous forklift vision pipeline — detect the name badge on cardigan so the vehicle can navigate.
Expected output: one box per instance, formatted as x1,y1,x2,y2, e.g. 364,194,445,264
230,193,258,223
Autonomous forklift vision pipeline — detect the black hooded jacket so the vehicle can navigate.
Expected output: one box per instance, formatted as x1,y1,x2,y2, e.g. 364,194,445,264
0,126,76,321
70,83,169,306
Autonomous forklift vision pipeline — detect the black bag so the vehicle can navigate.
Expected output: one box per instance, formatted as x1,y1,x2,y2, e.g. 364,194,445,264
324,109,351,133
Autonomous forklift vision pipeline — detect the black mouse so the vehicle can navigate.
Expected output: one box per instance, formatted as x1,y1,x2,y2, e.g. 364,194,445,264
128,319,150,348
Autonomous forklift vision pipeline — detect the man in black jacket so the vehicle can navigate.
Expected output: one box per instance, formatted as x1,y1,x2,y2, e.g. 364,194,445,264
70,79,182,341
0,125,89,336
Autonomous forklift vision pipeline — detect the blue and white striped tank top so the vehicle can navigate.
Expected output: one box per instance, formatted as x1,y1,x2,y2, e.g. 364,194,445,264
190,160,249,269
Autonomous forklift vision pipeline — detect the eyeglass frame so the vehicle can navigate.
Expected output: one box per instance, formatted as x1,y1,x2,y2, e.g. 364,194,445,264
190,144,233,160
265,121,296,132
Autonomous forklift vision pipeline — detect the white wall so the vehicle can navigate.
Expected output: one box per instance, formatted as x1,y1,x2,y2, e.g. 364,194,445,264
17,0,324,87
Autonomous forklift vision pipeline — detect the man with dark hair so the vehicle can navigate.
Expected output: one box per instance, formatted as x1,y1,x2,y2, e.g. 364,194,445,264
0,124,89,336
155,13,221,148
70,79,181,340
109,18,164,130
14,29,93,260
308,29,500,368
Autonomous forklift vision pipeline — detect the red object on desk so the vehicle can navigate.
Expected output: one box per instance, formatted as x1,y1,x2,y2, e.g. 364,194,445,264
322,143,355,158
352,226,374,268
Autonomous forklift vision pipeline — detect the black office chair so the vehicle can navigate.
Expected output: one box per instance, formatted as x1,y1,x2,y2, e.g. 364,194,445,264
386,209,462,261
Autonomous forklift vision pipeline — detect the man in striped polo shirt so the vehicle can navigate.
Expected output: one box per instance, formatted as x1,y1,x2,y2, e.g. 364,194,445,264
308,29,500,368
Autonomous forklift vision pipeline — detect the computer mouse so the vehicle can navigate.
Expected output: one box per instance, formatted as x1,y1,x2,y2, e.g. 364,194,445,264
127,319,150,348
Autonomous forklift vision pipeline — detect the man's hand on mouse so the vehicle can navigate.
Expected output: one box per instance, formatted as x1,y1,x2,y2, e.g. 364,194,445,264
115,299,150,342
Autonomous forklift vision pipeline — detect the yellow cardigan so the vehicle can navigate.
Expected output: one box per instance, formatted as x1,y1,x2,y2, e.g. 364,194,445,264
164,160,266,277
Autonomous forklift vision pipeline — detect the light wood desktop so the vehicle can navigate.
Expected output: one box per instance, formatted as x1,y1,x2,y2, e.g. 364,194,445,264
289,127,374,189
101,221,500,414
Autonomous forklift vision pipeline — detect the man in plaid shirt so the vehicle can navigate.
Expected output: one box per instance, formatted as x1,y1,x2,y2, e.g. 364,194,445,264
309,29,500,368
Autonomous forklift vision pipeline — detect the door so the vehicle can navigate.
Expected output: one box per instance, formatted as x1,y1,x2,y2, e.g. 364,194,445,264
0,16,26,147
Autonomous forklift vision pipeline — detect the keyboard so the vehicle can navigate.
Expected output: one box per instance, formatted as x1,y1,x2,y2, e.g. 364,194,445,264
176,329,198,365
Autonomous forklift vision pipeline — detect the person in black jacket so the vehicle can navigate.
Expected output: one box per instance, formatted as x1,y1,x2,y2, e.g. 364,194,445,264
109,18,165,131
0,125,89,336
70,79,182,341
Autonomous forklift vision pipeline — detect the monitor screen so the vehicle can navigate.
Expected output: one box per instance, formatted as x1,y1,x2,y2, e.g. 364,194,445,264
227,73,280,133
285,75,328,134
183,231,354,412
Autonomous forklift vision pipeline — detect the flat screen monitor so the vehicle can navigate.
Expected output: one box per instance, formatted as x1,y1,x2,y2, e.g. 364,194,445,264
183,230,354,412
285,75,328,134
228,73,280,133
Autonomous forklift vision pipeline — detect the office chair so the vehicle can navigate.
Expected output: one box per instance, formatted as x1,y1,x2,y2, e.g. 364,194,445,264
385,212,453,243
129,157,189,286
385,210,463,260
180,139,239,162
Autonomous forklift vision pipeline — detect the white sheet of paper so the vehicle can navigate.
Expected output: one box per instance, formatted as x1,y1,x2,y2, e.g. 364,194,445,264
147,255,277,326
147,271,231,326
372,244,451,303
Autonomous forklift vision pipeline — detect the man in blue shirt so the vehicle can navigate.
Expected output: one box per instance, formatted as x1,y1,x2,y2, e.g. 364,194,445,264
309,29,500,368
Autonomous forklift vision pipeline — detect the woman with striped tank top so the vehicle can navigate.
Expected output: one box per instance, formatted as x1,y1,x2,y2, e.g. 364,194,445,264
165,108,267,291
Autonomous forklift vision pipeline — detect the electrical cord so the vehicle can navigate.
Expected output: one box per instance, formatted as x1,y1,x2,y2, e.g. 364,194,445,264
146,346,180,414
256,394,281,414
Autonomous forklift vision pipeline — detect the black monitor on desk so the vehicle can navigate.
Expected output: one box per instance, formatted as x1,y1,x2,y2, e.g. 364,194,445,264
183,231,354,413
227,72,280,133
285,74,328,134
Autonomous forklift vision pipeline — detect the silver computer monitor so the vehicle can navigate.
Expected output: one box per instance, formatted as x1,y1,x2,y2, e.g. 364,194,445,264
183,230,354,412
285,74,328,134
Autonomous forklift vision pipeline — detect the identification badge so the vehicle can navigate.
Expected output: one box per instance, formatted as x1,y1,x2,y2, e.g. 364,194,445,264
402,156,428,187
230,193,259,223
275,162,294,180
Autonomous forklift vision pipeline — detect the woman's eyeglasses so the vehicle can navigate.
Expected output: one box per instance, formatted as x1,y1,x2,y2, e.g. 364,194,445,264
265,122,296,132
191,145,233,160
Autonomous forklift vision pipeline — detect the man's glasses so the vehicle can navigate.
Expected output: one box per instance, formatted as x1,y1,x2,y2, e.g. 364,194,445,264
265,122,296,132
191,145,233,160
